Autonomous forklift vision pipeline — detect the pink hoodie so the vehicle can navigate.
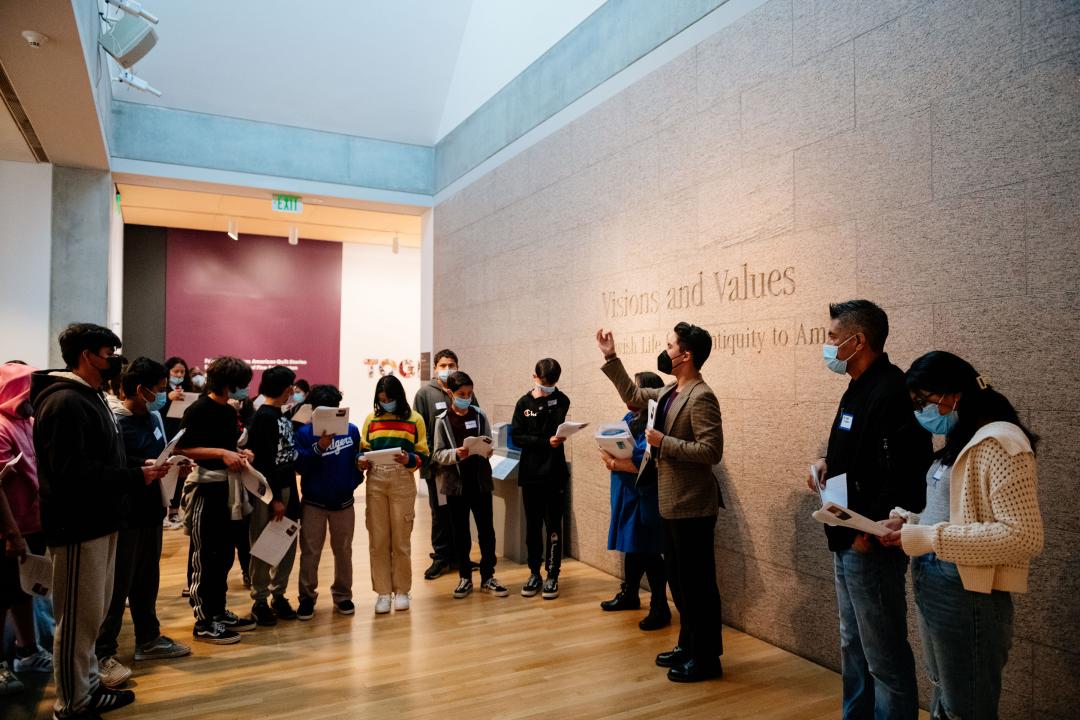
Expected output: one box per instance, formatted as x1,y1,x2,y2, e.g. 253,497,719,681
0,363,40,535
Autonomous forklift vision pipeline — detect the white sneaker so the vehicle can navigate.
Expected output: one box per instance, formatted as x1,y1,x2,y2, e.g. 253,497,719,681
393,593,410,611
374,594,392,614
13,646,52,673
98,655,132,688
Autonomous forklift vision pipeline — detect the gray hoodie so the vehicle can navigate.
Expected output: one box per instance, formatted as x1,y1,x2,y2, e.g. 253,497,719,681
413,378,479,479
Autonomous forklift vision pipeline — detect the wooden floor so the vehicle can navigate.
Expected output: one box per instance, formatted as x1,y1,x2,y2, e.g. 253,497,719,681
9,494,877,720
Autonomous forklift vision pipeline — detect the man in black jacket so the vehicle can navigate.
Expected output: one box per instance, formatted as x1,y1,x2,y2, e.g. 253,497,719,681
31,324,169,719
807,301,931,720
511,358,570,600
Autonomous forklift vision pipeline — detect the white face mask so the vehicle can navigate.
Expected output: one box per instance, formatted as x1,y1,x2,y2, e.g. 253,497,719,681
823,334,858,374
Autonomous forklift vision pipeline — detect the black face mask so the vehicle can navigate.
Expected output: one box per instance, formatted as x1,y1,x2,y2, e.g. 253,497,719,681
94,353,123,382
657,350,684,375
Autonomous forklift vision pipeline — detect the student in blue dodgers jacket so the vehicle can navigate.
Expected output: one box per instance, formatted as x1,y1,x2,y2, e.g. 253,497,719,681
294,384,364,620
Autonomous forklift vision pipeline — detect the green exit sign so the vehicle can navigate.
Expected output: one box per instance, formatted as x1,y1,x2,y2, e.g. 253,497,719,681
272,194,303,213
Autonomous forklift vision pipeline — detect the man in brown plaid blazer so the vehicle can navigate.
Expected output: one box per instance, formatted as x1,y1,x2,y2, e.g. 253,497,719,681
597,323,725,683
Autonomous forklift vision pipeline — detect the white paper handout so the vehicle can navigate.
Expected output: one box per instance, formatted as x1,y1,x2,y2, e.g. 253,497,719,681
313,406,349,436
153,429,186,467
159,455,192,506
817,471,848,508
812,502,893,537
166,393,195,419
0,452,24,485
19,553,53,597
239,464,273,505
291,404,313,425
555,421,589,439
645,399,659,458
249,517,300,566
362,448,405,466
463,435,494,458
596,422,634,459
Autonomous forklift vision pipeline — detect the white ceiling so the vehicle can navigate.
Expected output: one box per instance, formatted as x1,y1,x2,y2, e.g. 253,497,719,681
110,0,604,147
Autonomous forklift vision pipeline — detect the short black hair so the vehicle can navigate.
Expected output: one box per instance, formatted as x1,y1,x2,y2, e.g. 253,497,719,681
673,322,712,369
206,356,253,395
108,355,129,396
294,379,310,394
58,323,122,369
121,357,167,397
433,349,459,366
258,365,296,398
306,383,342,409
374,375,410,417
633,371,664,390
829,300,889,352
446,371,473,392
534,358,561,384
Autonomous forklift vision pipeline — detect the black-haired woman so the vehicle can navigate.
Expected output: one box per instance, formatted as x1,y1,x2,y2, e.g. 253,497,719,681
598,371,671,630
358,376,429,615
162,356,194,528
881,351,1043,720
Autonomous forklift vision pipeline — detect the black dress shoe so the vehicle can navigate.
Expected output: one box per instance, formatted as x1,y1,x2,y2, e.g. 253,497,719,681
667,658,723,683
600,584,641,612
424,559,449,580
655,646,689,668
638,606,672,631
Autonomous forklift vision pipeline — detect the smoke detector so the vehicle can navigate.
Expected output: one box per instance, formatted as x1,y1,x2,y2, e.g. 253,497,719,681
21,31,48,48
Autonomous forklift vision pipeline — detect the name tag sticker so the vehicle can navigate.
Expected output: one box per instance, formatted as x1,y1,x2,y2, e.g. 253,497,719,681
933,465,945,481
465,420,478,430
153,427,163,440
547,399,557,407
839,413,854,431
435,402,447,410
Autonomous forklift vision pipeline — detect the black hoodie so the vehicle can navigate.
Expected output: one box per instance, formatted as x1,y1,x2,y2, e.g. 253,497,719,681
30,370,143,547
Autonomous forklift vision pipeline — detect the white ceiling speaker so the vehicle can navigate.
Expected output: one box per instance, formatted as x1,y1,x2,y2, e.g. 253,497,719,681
100,12,158,68
21,31,48,48
104,0,159,24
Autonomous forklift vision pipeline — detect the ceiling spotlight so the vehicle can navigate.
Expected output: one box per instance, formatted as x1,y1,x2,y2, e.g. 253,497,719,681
288,226,299,245
21,31,48,48
104,0,159,24
392,234,399,254
227,219,238,241
114,68,162,96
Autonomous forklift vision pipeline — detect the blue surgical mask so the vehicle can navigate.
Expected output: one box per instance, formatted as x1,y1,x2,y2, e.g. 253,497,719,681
146,391,167,413
169,376,184,387
437,369,451,382
823,335,858,375
191,374,205,389
536,384,556,395
292,391,305,404
229,388,249,401
379,400,398,414
914,404,958,435
452,396,472,411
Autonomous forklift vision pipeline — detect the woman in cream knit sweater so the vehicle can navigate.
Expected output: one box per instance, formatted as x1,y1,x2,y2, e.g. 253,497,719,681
881,351,1043,720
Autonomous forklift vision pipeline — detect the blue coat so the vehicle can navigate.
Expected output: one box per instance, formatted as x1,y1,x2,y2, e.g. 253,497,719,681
607,412,664,554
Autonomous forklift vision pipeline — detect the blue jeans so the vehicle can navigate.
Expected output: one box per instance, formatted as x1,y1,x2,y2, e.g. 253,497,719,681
912,554,1013,720
834,547,919,719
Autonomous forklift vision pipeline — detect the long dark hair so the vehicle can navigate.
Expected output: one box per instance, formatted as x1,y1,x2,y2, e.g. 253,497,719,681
628,371,664,437
164,356,193,392
373,375,410,418
905,351,1037,466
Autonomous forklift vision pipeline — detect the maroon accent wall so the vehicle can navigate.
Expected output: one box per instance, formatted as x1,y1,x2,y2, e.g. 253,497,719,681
165,229,341,392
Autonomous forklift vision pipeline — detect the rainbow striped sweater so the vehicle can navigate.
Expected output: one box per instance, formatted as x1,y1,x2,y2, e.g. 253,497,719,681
360,410,429,470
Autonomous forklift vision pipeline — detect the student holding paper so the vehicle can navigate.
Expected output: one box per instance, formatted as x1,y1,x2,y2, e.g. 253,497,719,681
804,301,932,718
176,356,258,645
511,358,571,600
96,358,191,689
598,371,671,631
878,352,1043,720
31,324,171,716
359,376,429,615
294,384,363,619
162,357,194,530
245,365,301,626
431,372,508,600
0,362,51,695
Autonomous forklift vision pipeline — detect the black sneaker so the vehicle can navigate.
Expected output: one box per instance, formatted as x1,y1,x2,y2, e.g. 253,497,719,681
192,620,241,645
271,596,298,621
542,575,560,600
639,606,672,631
52,710,102,720
600,583,640,611
297,597,315,621
424,558,449,580
521,573,542,597
250,601,277,626
89,685,135,712
214,610,256,632
334,599,355,616
480,577,509,597
453,577,473,599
